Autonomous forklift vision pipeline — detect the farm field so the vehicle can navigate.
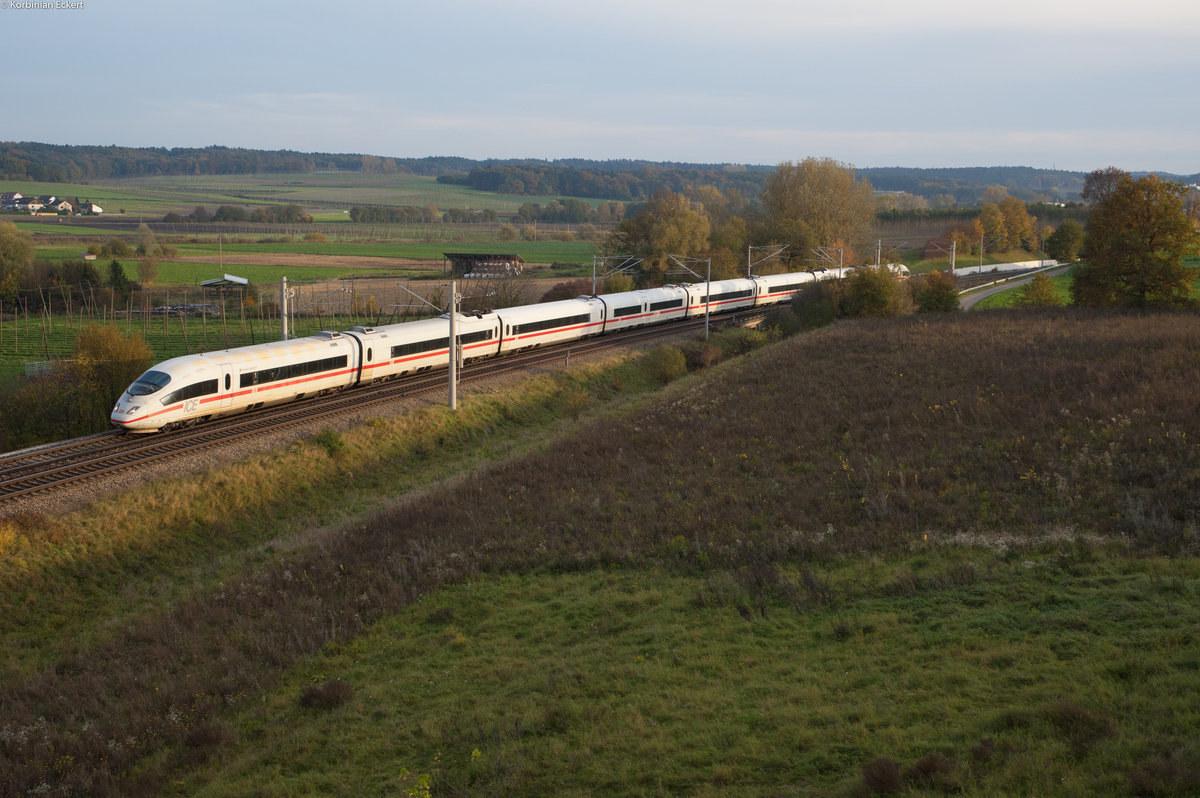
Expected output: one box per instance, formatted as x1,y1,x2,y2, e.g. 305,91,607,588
1,171,606,221
0,204,598,384
1,309,1197,796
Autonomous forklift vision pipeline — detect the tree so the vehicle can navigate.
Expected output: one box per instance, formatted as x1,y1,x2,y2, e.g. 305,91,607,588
758,159,875,257
914,270,960,313
138,256,159,285
2,325,156,446
1011,273,1064,307
1045,218,1084,262
539,278,593,302
70,325,154,406
61,259,102,290
1072,174,1200,308
978,204,1006,248
1081,166,1127,205
999,196,1035,250
107,260,132,300
606,190,711,281
212,205,249,222
841,265,910,318
0,220,34,303
135,222,159,256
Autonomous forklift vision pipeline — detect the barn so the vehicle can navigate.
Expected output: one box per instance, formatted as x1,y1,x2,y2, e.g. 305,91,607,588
443,253,526,278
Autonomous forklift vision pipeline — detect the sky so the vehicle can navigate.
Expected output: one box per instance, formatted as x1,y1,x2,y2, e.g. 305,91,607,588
3,0,1198,174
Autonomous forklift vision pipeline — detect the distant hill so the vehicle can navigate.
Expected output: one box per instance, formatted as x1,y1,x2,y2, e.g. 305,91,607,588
2,141,1195,205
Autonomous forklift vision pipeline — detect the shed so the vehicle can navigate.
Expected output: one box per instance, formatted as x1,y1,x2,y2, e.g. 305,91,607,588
443,253,526,278
200,274,249,288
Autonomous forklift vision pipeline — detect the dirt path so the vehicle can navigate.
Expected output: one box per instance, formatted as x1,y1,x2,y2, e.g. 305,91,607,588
176,253,437,270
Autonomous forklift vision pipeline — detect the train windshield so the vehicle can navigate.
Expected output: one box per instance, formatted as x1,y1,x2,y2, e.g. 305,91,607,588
127,370,172,396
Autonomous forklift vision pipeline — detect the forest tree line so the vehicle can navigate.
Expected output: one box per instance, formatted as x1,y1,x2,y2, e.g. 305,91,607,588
8,142,1191,205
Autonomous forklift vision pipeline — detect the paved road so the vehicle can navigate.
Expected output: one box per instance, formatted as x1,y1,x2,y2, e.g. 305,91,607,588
959,265,1071,309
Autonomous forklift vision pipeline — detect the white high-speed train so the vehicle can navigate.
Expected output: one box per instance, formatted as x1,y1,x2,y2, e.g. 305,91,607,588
110,269,850,432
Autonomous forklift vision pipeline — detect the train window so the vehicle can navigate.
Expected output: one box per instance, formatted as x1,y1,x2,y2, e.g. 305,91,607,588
701,288,754,304
239,355,349,389
128,370,172,396
225,374,231,390
649,298,683,311
457,329,493,345
367,348,373,362
614,305,640,317
162,378,218,406
391,337,448,359
512,313,589,335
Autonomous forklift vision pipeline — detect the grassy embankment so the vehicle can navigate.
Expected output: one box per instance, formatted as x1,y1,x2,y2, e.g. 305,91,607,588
1,308,1198,796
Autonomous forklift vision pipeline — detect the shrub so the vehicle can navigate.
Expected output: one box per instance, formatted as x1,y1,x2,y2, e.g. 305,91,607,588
860,757,903,795
1011,273,1064,307
539,279,593,303
901,752,960,792
791,283,838,328
644,345,687,384
1044,701,1115,754
299,679,353,710
914,270,960,312
677,339,723,370
843,266,911,317
312,428,346,457
762,305,806,338
1128,749,1200,795
712,326,767,356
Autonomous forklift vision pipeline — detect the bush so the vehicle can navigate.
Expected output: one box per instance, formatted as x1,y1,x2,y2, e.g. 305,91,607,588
762,305,806,338
712,326,768,356
644,345,687,384
299,679,353,710
1011,273,1064,308
914,270,960,313
678,339,724,370
860,757,902,795
312,428,346,457
539,279,593,302
792,283,838,329
843,266,911,317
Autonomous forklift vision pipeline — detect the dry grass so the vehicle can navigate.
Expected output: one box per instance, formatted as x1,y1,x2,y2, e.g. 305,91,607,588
0,307,1197,794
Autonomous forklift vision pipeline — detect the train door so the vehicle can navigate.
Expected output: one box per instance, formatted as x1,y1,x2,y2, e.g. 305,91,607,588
220,363,234,409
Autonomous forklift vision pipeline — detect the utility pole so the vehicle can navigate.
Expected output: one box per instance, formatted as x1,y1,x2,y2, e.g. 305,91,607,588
668,255,712,340
591,255,643,295
747,244,787,277
280,276,288,340
812,246,844,271
448,279,458,410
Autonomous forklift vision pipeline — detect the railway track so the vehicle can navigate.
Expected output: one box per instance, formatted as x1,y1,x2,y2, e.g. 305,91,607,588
0,313,745,510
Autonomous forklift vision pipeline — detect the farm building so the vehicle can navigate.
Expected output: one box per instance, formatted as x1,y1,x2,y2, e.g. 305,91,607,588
443,253,525,278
